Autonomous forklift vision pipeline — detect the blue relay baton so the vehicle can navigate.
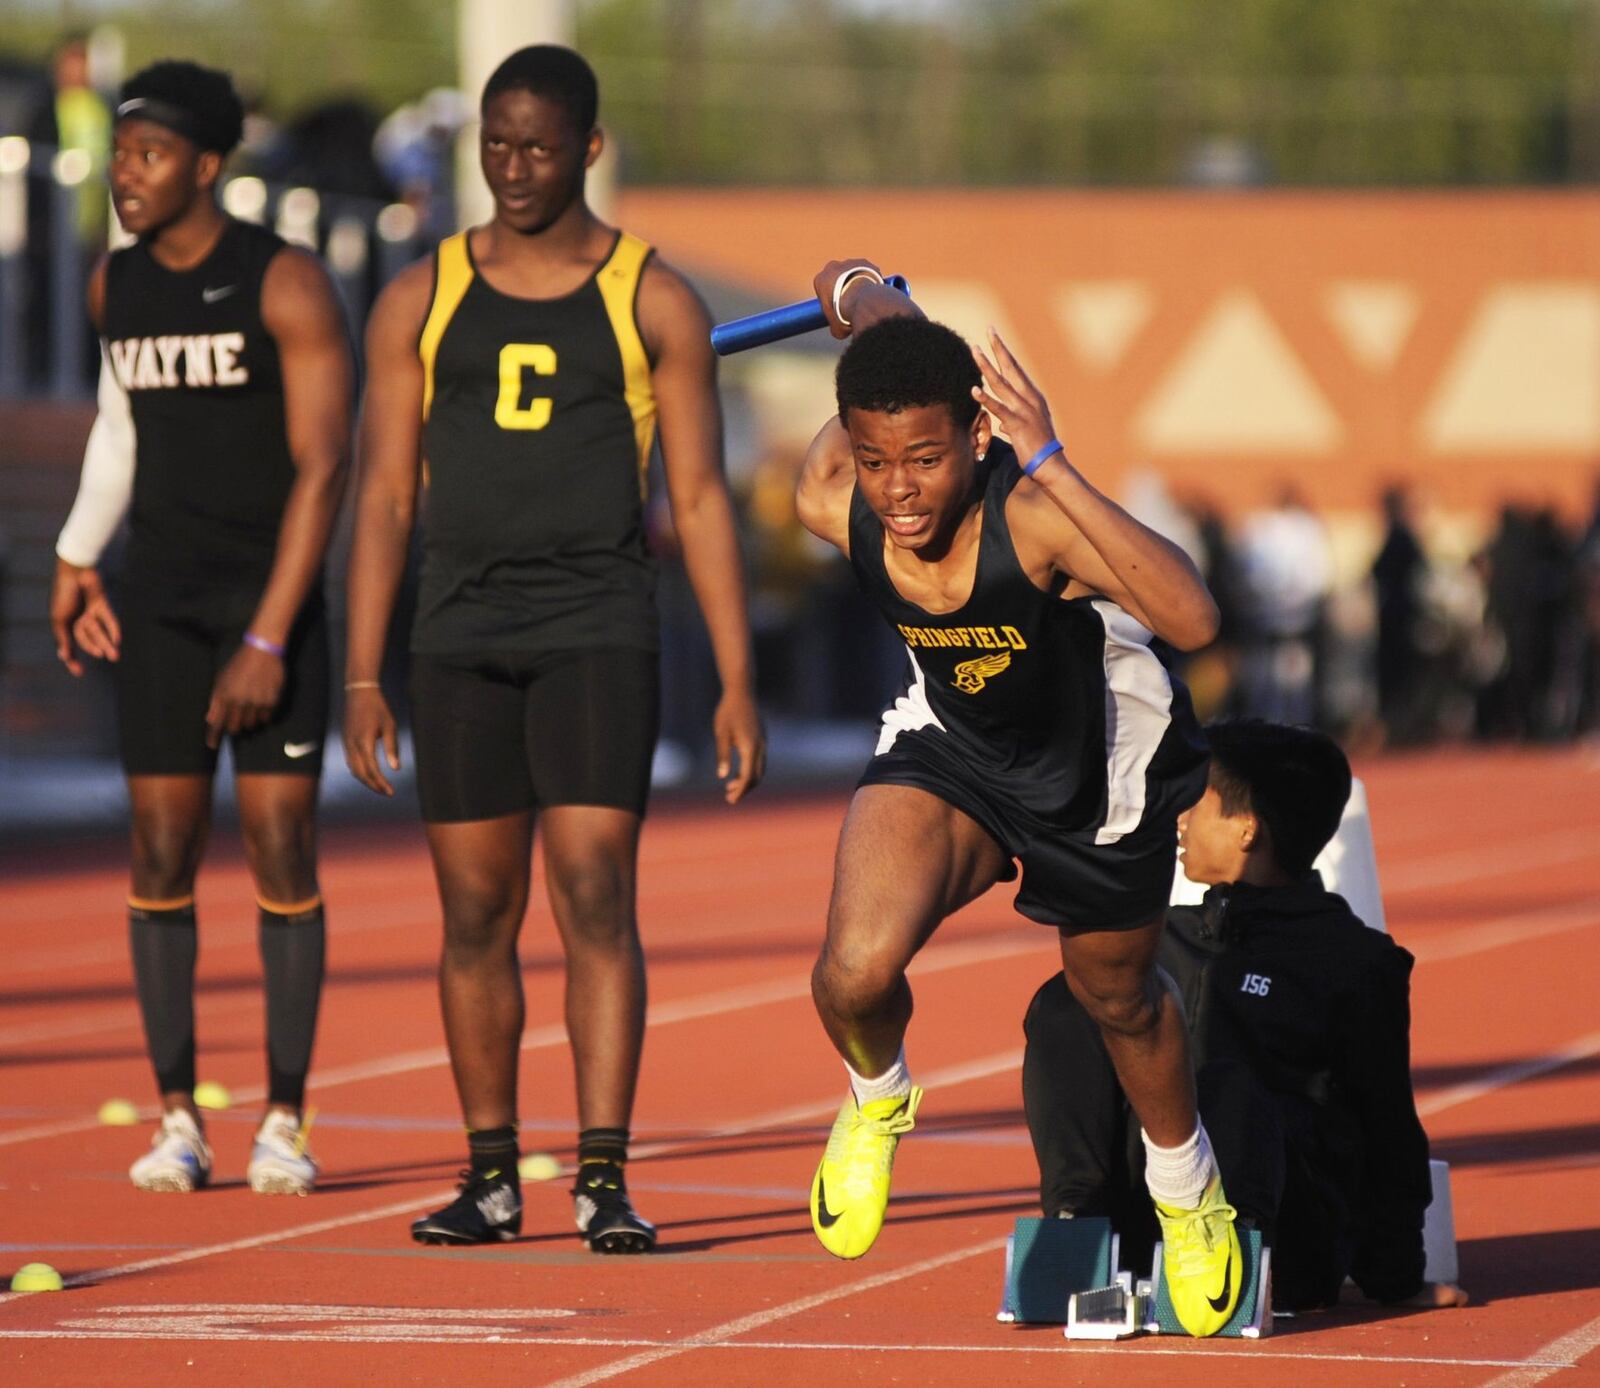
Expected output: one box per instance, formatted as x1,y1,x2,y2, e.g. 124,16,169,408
710,274,910,355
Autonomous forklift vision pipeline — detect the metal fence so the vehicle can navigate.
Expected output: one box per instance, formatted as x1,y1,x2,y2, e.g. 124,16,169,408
0,136,427,398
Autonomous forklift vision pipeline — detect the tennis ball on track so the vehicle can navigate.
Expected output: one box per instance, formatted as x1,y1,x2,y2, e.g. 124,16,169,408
518,1152,563,1182
10,1263,64,1293
97,1098,140,1126
193,1081,231,1111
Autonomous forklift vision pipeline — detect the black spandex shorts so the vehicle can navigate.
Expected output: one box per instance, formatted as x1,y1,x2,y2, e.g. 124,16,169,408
409,647,660,823
860,727,1186,932
115,586,329,778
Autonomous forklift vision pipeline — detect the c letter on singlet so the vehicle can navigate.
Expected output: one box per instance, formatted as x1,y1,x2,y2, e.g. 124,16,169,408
494,343,557,431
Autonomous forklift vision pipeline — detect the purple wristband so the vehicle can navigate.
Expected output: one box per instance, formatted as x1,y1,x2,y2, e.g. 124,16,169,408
243,632,285,658
1022,439,1064,477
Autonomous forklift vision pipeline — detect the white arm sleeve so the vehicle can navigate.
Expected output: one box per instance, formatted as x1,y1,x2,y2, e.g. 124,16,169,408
55,344,136,568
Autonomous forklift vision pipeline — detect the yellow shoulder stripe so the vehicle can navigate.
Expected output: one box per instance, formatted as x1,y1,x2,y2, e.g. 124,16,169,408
419,232,474,421
596,231,657,492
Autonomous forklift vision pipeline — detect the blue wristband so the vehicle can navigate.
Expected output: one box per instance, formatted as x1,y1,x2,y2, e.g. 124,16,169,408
1022,439,1064,477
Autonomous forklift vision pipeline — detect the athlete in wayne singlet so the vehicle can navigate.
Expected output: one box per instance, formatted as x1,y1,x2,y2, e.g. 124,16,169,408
793,261,1242,1338
344,45,764,1253
50,60,353,1197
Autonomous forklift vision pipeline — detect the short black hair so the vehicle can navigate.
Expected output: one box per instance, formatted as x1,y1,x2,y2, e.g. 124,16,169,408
118,60,244,156
835,317,981,429
1206,719,1352,877
481,45,598,131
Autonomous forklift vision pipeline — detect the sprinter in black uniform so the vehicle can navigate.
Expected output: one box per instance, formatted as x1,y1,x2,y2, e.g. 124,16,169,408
344,46,764,1253
794,262,1237,1336
49,61,352,1195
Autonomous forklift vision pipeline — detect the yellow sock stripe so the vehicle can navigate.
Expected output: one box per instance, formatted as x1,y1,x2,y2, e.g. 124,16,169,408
127,893,195,912
595,231,657,497
257,893,323,916
418,231,474,424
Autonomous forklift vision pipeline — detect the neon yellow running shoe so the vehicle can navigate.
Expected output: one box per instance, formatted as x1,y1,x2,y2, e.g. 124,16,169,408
810,1086,923,1259
1154,1174,1242,1336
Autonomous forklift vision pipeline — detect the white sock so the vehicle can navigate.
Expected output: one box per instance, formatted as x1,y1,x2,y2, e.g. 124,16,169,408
846,1049,912,1106
1141,1122,1217,1209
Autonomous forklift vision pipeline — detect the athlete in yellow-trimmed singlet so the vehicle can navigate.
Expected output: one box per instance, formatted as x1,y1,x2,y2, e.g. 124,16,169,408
412,228,660,658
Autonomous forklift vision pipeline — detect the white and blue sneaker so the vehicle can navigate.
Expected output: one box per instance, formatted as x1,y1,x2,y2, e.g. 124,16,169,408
247,1111,318,1195
130,1108,213,1193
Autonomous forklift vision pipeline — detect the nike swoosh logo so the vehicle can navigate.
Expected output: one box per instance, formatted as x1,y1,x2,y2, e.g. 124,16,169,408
202,284,237,303
1206,1249,1234,1313
283,741,320,759
815,1172,844,1229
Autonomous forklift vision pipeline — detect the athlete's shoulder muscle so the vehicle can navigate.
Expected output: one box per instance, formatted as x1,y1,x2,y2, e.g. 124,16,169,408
1006,474,1087,589
261,245,347,347
797,417,853,555
636,254,711,364
365,257,434,363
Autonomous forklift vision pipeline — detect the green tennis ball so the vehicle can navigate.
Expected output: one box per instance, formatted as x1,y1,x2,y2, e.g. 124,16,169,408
10,1263,63,1293
97,1098,140,1126
193,1081,231,1111
517,1152,562,1182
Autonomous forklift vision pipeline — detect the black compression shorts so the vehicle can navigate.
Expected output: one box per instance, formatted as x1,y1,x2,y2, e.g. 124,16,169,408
409,647,660,823
115,586,329,778
860,727,1188,932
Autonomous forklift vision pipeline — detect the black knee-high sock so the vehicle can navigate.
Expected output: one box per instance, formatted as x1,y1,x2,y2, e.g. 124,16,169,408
258,897,326,1109
129,898,198,1095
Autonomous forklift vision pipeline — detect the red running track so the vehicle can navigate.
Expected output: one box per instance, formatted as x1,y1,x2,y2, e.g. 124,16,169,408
2,746,1599,1386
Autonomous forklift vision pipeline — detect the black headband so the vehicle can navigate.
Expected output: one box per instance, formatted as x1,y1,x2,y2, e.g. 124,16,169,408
115,95,222,152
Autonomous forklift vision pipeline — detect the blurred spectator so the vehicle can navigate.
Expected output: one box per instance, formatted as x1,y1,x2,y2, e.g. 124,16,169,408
258,97,395,202
41,34,110,246
232,87,286,179
1371,486,1427,745
1179,490,1246,721
1235,484,1331,724
1575,481,1600,738
374,88,470,244
1476,506,1575,740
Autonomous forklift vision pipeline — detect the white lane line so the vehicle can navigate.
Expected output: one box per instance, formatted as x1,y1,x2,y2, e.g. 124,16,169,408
0,1194,442,1308
539,1236,1010,1388
1477,1312,1600,1387
0,1007,144,1049
0,1328,1574,1370
1382,829,1600,896
7,845,833,969
631,1046,1024,1161
0,1048,1028,1311
1407,898,1600,966
1417,1031,1600,1118
0,930,1050,1150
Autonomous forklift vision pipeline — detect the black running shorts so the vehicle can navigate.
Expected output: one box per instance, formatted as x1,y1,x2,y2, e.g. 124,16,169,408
409,647,660,823
860,727,1189,932
115,586,330,777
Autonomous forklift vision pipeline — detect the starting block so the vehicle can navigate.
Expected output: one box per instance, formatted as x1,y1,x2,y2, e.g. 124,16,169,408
996,1216,1118,1324
1145,1224,1272,1338
1067,1273,1146,1340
